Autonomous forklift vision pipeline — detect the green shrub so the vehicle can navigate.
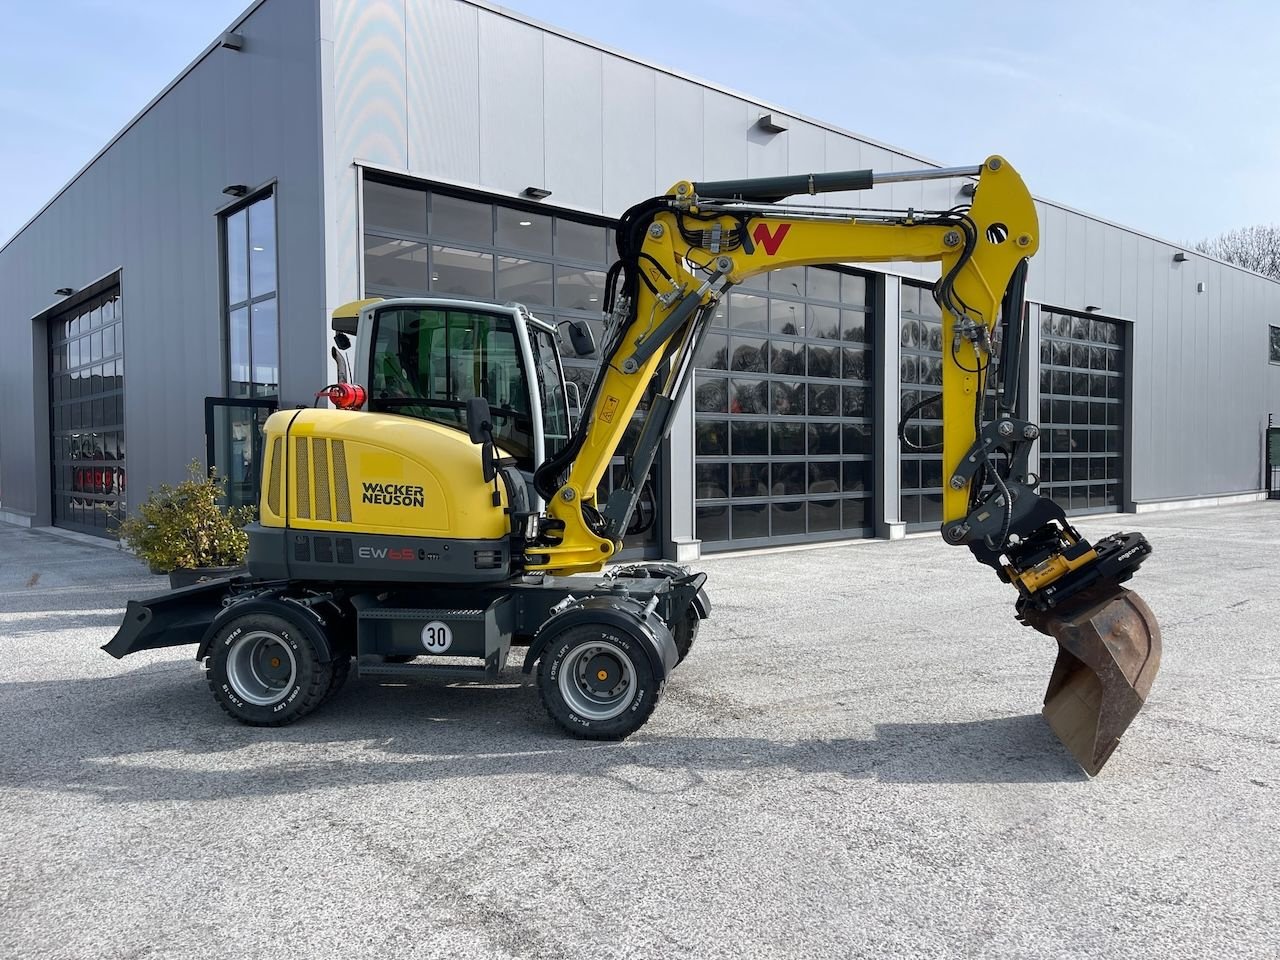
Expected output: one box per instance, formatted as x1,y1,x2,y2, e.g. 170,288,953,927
117,460,255,572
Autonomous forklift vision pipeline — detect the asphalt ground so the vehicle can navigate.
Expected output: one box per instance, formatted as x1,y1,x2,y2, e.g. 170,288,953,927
1,503,1277,959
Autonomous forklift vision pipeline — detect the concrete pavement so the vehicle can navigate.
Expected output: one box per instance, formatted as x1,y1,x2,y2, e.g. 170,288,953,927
1,503,1276,959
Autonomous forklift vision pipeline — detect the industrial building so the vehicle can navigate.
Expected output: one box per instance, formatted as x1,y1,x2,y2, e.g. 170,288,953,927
2,0,1278,556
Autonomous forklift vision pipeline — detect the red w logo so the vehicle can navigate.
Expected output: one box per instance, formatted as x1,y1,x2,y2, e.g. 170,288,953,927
751,222,791,256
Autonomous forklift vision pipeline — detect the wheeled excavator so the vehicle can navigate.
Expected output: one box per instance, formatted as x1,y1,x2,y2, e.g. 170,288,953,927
106,156,1161,775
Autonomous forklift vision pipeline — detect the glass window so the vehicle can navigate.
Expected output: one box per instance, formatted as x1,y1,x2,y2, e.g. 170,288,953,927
695,463,729,499
365,180,427,236
250,300,279,396
732,503,769,539
229,306,250,396
496,257,553,307
226,209,248,305
432,245,495,299
223,191,278,397
248,195,276,298
431,193,492,245
768,266,805,296
1271,325,1280,364
496,208,552,255
368,306,535,465
769,299,804,336
365,235,429,291
557,219,608,263
733,338,768,374
694,377,728,413
729,293,768,331
694,332,728,370
841,273,867,307
807,268,840,303
531,328,570,456
807,305,840,340
554,265,605,310
772,422,804,455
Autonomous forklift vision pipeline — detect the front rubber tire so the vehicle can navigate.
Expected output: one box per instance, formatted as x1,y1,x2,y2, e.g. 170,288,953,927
537,625,661,740
205,612,332,726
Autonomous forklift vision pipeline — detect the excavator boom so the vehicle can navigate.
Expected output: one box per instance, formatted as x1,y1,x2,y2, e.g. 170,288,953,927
529,156,1160,774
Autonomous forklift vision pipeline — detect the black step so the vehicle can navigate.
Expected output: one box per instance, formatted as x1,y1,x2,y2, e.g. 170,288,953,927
355,658,492,681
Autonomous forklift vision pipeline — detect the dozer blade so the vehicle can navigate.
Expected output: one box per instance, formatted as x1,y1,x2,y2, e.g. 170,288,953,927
1022,584,1161,776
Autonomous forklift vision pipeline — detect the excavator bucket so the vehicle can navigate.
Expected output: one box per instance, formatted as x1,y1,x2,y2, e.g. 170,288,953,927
1022,585,1162,776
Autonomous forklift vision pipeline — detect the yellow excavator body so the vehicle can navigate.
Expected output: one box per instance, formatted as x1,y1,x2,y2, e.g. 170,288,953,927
258,408,510,540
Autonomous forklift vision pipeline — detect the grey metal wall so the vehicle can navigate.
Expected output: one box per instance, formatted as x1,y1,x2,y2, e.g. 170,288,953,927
0,0,328,524
1028,205,1280,502
321,0,1280,516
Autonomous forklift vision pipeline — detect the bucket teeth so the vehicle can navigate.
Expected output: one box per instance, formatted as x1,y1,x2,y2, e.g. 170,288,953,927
1021,585,1162,776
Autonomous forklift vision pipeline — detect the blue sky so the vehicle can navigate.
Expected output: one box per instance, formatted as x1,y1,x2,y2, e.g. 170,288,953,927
2,0,1274,246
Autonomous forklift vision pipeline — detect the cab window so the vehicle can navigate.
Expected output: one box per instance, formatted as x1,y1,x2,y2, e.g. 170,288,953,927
368,306,535,465
531,327,570,458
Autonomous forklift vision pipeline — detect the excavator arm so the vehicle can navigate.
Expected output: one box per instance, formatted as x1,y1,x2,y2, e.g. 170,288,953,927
528,156,1160,775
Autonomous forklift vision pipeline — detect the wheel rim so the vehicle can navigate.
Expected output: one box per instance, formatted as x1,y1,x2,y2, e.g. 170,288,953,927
558,639,636,721
225,631,297,706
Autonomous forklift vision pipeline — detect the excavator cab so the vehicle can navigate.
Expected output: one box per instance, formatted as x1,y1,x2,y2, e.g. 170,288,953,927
332,297,585,486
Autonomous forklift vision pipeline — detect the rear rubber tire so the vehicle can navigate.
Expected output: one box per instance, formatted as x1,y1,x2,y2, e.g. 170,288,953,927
324,655,351,702
537,624,661,740
205,612,332,726
673,607,699,665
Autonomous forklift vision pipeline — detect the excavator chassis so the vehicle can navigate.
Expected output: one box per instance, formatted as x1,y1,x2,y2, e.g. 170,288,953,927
105,566,709,738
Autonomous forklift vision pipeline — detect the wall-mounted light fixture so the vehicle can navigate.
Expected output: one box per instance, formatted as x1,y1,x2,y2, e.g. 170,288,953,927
220,32,244,51
222,184,249,198
754,114,788,134
958,182,977,198
1173,251,1189,263
521,186,552,201
1085,305,1101,313
54,287,75,297
1196,281,1206,294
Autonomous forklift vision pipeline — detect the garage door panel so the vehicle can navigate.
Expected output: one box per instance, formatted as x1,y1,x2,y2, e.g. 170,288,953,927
1037,308,1125,515
49,288,126,538
695,265,875,551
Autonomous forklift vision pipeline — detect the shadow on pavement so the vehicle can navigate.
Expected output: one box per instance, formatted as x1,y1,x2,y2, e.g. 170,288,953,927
0,660,1087,803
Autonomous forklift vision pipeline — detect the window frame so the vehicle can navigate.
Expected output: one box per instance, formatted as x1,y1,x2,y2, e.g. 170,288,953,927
1269,324,1280,365
219,184,281,398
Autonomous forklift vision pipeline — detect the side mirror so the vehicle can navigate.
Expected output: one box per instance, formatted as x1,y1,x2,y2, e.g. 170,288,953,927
465,397,497,484
566,319,596,358
465,396,493,445
333,331,352,351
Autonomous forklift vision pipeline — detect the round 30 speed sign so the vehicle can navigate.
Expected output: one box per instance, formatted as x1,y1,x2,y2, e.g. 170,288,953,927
420,620,453,653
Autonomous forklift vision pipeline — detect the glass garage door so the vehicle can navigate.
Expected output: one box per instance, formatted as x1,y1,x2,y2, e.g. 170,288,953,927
692,267,875,550
1038,309,1125,513
898,283,945,531
49,288,126,537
